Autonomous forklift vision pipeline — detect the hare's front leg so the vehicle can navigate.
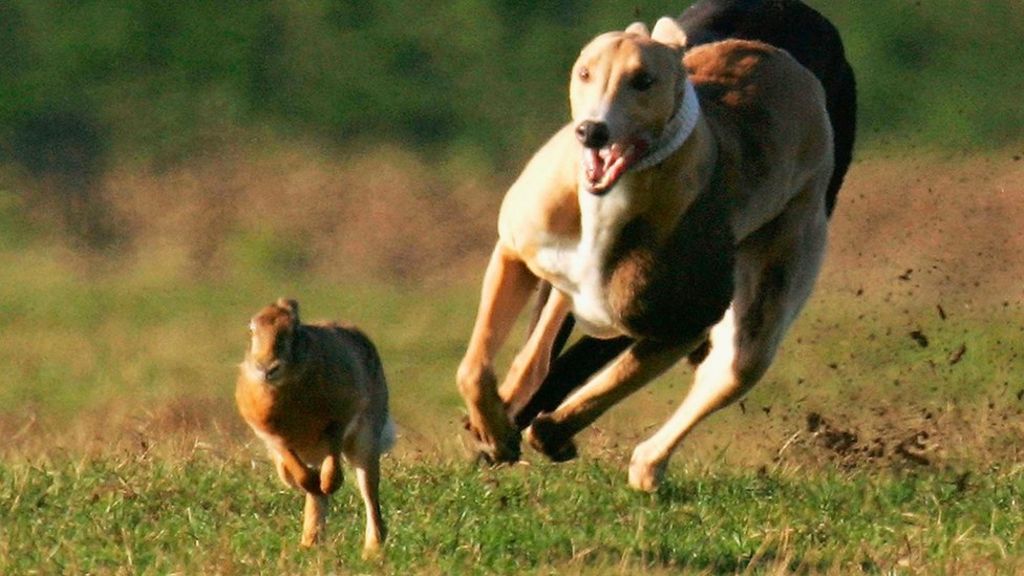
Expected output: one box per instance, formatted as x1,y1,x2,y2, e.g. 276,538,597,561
320,423,345,495
301,492,328,547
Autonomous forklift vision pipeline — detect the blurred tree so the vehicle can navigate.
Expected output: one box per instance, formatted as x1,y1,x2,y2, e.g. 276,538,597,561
0,0,1020,176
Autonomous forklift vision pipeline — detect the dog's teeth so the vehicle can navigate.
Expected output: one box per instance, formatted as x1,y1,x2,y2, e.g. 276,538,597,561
584,149,604,183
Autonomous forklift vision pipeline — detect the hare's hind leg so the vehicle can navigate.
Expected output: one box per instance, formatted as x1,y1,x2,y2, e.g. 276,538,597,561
345,423,387,558
353,455,385,558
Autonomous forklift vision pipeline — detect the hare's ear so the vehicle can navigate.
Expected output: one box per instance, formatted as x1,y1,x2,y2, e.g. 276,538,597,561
625,21,650,37
651,16,687,50
275,297,300,325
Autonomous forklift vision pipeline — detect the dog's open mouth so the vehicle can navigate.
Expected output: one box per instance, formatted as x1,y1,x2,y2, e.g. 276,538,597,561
582,142,644,194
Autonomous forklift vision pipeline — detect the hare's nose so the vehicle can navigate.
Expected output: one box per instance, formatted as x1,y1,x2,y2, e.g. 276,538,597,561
257,361,282,381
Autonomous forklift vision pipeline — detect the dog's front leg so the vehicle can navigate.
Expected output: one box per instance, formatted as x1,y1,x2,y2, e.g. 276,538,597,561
498,288,571,417
457,242,538,463
525,337,699,462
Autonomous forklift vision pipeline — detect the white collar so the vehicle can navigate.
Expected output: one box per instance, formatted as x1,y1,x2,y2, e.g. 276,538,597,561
632,78,701,172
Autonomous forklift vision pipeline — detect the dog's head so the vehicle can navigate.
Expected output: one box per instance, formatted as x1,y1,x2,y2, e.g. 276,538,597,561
570,17,690,194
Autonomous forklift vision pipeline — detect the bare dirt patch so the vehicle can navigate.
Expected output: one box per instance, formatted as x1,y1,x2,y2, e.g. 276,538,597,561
825,150,1024,303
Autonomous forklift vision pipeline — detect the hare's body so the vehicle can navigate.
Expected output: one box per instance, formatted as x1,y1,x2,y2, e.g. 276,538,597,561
237,298,393,556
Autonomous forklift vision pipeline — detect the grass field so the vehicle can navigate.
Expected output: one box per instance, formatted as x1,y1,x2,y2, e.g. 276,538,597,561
5,453,1024,574
2,150,1023,573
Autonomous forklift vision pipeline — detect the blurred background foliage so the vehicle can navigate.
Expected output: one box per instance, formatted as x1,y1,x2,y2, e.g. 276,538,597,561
3,1,1022,166
0,0,1021,276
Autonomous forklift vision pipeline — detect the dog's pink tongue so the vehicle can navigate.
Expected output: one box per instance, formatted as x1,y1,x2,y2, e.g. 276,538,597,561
584,148,606,186
583,147,632,193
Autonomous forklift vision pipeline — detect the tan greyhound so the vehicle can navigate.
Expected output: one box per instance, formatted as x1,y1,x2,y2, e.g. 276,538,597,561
457,17,833,491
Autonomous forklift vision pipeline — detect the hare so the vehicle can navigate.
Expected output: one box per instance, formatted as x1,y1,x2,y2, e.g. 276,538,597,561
236,298,395,557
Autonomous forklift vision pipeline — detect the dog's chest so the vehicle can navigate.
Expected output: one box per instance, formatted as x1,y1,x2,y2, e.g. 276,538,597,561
529,185,637,338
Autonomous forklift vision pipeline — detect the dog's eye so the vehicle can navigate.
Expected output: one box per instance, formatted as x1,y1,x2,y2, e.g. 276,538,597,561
630,71,655,91
578,67,590,82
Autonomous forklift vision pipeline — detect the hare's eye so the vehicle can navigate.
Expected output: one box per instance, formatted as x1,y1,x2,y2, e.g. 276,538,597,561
578,66,590,81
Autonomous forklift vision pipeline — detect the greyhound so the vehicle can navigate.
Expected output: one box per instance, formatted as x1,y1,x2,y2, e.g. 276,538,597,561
458,7,846,491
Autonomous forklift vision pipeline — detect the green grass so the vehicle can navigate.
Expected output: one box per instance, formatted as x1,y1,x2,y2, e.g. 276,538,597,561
2,214,1024,573
3,452,1024,575
0,245,478,438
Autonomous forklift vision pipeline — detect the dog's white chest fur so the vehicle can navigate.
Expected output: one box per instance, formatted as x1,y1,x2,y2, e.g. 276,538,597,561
532,180,636,338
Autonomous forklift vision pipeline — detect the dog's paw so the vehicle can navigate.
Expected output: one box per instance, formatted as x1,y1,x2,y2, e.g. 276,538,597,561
459,365,523,465
462,391,524,463
480,433,523,466
628,445,668,492
463,415,522,465
525,414,578,462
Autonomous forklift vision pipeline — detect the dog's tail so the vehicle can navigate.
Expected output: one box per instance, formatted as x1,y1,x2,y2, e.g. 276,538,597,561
823,57,857,217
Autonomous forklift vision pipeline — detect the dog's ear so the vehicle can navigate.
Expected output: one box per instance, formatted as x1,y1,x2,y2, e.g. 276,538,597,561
625,21,650,37
651,16,687,50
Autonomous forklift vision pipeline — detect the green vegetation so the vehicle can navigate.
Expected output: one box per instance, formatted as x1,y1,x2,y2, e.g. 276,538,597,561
2,0,1022,175
4,452,1024,574
1,217,1023,571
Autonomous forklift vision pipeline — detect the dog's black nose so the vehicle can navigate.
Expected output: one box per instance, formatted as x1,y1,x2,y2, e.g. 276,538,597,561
576,121,610,149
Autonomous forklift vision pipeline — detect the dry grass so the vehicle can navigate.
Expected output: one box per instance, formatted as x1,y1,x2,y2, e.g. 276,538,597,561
8,141,500,284
2,145,1022,469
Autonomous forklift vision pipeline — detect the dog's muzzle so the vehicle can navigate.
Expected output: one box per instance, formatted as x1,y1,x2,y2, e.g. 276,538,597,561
576,121,610,149
577,121,643,195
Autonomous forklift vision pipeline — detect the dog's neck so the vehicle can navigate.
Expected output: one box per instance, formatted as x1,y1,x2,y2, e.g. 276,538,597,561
632,78,701,173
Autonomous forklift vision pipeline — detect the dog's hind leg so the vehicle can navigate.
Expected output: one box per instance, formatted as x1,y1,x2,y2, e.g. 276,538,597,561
457,243,539,463
626,308,742,491
512,333,634,428
525,336,701,461
628,187,829,491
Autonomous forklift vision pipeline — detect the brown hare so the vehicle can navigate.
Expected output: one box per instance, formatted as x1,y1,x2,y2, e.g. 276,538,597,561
236,298,394,557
